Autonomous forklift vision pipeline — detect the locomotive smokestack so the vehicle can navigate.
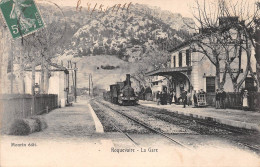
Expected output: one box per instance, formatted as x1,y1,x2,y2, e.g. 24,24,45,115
126,74,131,86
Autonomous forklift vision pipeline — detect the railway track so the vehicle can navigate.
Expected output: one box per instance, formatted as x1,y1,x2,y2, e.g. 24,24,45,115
93,101,141,146
131,104,260,153
133,105,248,134
93,98,260,153
94,100,191,150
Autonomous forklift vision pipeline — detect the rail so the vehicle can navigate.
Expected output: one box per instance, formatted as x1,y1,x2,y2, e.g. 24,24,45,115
94,101,139,146
134,105,260,153
96,100,191,149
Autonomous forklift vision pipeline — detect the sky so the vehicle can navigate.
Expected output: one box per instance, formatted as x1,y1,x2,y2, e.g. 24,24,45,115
38,0,195,18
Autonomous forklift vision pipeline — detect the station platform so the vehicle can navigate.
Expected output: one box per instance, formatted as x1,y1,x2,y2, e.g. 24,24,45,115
139,100,260,132
29,99,103,139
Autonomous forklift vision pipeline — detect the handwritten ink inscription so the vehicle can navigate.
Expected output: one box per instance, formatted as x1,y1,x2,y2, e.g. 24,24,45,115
76,0,132,15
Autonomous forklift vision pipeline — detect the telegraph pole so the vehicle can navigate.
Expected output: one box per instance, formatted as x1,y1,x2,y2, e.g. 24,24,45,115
67,61,77,102
91,74,93,96
74,62,77,102
89,74,91,96
67,61,70,104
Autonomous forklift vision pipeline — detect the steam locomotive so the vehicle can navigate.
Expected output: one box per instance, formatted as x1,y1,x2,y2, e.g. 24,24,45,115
103,74,138,105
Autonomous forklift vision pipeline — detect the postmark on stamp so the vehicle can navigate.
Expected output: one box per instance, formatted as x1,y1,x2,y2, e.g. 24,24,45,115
0,0,44,39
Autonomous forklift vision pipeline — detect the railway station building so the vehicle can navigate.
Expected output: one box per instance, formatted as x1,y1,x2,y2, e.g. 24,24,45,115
24,63,70,107
146,22,257,101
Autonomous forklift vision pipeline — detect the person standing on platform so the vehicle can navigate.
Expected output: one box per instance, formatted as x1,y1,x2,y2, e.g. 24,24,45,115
169,91,173,105
215,89,220,109
220,88,226,109
173,90,177,104
242,90,249,110
193,90,198,107
182,90,187,108
161,88,167,105
156,91,161,105
187,91,192,106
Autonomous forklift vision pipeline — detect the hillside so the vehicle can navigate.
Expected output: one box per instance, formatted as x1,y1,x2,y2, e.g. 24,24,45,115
134,4,195,33
36,3,194,62
49,3,194,62
38,3,195,88
55,55,139,90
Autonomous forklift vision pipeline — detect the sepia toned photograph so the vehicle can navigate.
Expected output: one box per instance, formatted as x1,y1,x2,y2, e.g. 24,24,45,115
0,0,260,166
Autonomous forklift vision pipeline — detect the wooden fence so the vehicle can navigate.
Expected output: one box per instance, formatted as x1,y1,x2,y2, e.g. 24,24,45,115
0,94,58,133
206,92,260,111
143,91,259,111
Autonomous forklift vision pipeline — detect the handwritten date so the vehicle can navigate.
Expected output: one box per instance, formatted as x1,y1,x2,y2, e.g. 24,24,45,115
76,0,132,15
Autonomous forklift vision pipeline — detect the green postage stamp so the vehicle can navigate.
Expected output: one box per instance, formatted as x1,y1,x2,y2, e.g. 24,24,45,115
0,0,44,39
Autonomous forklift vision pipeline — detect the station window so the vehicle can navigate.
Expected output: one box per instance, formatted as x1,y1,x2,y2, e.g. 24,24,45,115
206,77,215,93
186,49,191,66
245,77,254,90
179,52,182,67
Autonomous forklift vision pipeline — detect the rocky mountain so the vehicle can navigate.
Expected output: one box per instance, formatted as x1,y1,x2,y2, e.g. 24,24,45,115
134,4,195,33
58,3,194,63
31,3,195,89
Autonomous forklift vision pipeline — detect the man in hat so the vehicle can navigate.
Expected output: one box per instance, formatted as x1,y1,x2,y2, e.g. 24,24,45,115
181,90,187,108
220,88,226,109
215,89,220,109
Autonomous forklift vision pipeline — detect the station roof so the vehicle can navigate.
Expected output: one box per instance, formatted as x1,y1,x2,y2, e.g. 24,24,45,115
146,66,192,76
24,63,69,74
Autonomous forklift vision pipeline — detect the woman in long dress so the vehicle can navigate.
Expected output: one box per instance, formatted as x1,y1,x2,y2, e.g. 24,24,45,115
242,90,249,110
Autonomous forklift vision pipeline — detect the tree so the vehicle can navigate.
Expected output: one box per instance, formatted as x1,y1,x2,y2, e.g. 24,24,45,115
132,49,170,90
20,1,67,94
217,0,260,91
190,0,259,91
255,5,260,88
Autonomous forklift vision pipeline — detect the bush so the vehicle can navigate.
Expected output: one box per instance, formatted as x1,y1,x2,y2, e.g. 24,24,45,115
9,119,31,136
101,65,120,70
30,117,41,132
30,117,48,131
9,117,48,136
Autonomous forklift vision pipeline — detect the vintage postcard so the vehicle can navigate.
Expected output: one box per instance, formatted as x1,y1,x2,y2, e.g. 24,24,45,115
0,0,260,166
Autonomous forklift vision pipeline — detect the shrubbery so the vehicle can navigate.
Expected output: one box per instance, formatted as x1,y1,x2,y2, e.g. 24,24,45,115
9,119,31,136
100,65,120,70
31,117,48,132
9,117,47,136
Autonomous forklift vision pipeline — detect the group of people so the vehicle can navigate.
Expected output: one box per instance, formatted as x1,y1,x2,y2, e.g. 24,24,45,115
215,88,227,109
155,87,252,110
179,90,194,108
156,89,207,108
156,89,168,105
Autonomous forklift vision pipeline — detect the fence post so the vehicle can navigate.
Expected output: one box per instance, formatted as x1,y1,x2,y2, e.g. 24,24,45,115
22,98,24,118
32,95,35,116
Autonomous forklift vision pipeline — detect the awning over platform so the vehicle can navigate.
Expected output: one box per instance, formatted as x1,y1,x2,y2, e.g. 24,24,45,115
146,66,192,76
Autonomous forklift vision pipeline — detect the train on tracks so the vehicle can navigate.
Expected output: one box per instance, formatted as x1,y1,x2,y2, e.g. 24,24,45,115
103,74,138,105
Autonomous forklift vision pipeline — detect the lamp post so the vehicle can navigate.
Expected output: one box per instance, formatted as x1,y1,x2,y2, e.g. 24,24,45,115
34,83,40,95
